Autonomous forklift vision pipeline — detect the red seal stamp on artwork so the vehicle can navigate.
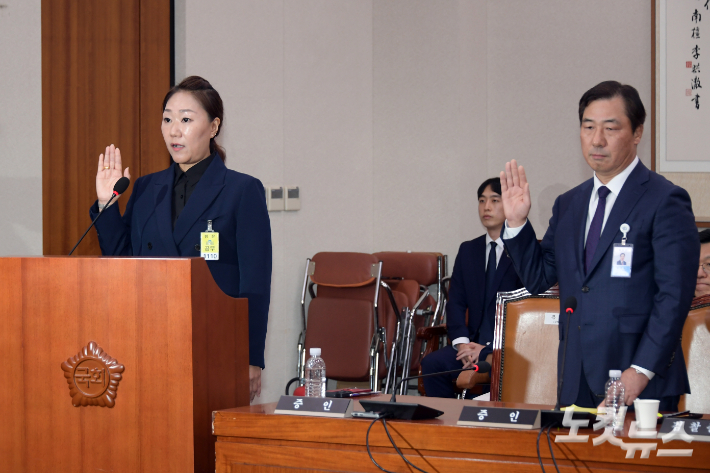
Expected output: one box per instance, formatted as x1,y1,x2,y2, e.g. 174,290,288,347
61,341,125,408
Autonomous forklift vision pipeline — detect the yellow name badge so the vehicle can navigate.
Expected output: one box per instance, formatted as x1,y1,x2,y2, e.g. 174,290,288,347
201,220,219,260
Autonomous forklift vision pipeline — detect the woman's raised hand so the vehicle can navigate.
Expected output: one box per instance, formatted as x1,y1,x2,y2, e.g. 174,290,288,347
96,144,131,205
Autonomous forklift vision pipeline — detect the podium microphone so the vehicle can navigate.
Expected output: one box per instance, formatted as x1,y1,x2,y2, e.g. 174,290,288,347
68,177,130,256
359,361,492,420
554,296,577,411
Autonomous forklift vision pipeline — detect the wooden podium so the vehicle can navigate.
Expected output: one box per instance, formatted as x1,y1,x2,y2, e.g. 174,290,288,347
0,257,250,473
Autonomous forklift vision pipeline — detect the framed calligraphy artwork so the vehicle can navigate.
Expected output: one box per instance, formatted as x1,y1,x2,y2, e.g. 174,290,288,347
654,0,710,225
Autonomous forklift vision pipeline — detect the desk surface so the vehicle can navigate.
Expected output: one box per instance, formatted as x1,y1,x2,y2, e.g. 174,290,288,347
214,395,709,473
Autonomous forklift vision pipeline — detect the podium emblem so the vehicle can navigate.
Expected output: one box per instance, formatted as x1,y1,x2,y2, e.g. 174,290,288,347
61,341,125,408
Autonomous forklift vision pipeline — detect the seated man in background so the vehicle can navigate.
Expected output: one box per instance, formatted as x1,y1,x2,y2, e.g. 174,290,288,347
697,229,710,298
421,177,523,398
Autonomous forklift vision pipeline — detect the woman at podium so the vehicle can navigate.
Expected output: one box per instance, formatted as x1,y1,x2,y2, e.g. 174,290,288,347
90,76,272,402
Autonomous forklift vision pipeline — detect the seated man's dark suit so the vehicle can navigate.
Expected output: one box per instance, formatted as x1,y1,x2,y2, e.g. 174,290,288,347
503,161,697,408
421,235,523,398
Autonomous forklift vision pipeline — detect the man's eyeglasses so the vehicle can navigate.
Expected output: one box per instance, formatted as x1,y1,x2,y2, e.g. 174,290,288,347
700,262,710,274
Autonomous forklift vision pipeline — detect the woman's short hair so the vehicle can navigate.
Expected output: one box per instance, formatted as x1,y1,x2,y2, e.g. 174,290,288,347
162,76,226,160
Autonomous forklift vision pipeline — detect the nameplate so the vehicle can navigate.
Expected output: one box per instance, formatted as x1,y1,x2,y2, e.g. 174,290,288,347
458,406,541,429
274,395,353,418
658,417,710,442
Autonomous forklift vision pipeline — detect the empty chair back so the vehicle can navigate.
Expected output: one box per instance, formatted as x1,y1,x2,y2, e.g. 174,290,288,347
303,252,400,381
375,251,441,318
374,251,443,374
491,287,560,404
375,251,441,287
680,296,710,412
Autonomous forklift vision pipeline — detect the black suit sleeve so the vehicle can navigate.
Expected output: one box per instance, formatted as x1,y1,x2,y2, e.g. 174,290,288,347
235,178,272,369
503,200,560,295
633,186,698,376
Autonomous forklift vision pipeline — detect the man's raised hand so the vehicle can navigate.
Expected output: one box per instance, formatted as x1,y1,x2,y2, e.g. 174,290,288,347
500,159,531,228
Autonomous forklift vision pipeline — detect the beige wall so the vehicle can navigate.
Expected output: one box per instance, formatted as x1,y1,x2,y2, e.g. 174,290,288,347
181,0,654,403
0,0,42,255
487,1,652,229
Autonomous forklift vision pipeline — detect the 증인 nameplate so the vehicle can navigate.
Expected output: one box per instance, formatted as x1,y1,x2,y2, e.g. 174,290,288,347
275,395,353,418
458,406,541,429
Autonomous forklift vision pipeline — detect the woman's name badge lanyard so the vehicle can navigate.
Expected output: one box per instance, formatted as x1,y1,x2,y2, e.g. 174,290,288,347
201,220,219,260
611,223,632,278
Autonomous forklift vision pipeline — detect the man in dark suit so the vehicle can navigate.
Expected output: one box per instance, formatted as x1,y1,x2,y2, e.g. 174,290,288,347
500,81,698,410
421,178,523,398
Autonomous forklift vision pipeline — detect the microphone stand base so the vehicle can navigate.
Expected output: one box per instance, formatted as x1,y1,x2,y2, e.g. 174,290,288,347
359,400,444,420
541,409,595,427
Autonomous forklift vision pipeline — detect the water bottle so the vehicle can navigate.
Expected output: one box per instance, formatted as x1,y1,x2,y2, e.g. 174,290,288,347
304,348,326,397
604,369,625,432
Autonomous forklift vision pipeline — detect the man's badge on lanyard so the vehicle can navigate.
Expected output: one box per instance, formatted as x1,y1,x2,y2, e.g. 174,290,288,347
611,223,632,278
201,220,219,260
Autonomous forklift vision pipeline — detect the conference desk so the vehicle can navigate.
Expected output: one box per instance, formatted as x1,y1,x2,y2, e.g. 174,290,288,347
213,395,709,472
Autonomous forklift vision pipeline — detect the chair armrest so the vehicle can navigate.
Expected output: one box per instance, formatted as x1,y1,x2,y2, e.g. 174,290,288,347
416,324,447,340
691,294,710,309
455,370,491,390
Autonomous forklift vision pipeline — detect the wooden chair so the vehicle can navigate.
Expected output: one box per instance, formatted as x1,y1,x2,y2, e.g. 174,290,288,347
479,289,710,407
490,287,560,404
680,294,710,412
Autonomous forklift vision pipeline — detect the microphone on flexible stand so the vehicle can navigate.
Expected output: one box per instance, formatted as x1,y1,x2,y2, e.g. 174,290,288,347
539,296,592,427
359,361,492,420
390,361,491,403
554,296,577,411
68,177,130,256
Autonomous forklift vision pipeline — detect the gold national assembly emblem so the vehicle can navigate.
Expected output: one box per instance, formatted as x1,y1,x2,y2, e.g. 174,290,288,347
61,341,125,408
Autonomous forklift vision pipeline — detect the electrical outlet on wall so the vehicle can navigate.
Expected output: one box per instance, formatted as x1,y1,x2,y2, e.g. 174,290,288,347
285,186,300,211
266,187,284,211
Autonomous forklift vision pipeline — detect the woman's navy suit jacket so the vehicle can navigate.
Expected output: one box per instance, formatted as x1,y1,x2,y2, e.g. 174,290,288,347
91,155,272,368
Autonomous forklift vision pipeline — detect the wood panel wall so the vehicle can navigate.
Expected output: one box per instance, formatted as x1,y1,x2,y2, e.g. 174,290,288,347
42,0,172,255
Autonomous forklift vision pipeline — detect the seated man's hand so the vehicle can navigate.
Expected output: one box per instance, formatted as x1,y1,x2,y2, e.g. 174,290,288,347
455,342,486,368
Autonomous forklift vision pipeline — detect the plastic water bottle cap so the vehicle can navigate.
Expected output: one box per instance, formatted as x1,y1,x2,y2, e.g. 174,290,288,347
310,348,321,357
609,370,622,378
